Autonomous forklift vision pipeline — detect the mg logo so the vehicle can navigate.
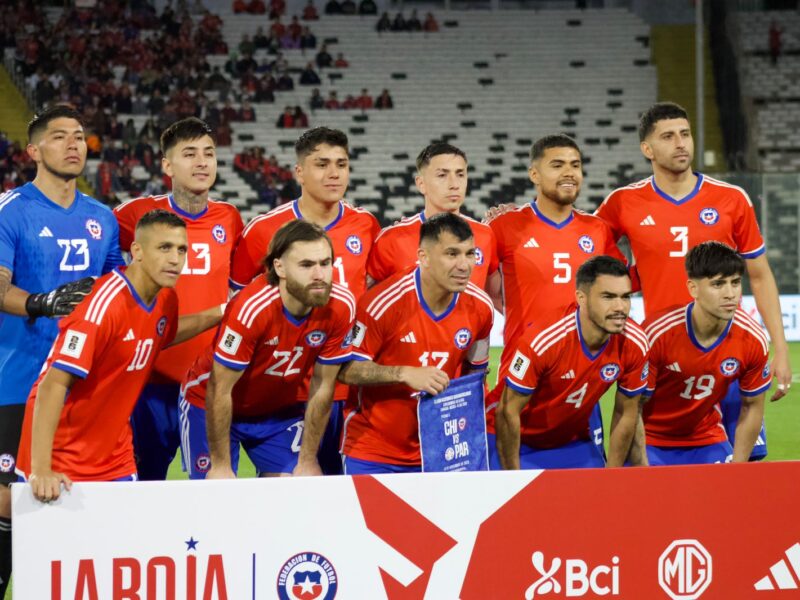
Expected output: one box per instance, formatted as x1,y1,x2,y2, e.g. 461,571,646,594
658,539,713,600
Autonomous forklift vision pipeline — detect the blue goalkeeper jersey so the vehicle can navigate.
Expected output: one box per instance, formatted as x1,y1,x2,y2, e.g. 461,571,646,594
0,183,124,406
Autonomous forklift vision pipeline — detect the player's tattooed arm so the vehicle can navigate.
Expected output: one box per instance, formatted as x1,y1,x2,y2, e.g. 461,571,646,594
0,266,31,317
338,360,449,395
494,386,528,470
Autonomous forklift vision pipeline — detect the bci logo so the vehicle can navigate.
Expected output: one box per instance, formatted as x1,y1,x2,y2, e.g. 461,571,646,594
525,551,620,598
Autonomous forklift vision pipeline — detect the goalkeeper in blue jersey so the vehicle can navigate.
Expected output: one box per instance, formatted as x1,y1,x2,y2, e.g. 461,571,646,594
0,105,123,596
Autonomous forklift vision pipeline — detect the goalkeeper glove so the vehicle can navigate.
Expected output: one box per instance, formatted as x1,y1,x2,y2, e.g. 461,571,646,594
25,276,96,319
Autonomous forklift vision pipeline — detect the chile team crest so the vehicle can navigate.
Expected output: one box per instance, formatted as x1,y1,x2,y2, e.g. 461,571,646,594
600,363,621,382
454,328,472,349
345,235,362,255
306,330,327,347
156,316,167,336
699,207,720,226
474,247,484,266
277,552,338,600
212,224,227,244
720,357,741,377
578,235,595,254
85,218,103,240
0,453,14,473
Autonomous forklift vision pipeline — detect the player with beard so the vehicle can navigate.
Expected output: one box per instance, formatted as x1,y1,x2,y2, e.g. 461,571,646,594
180,220,356,478
484,134,625,455
493,256,649,470
0,105,123,595
595,102,788,459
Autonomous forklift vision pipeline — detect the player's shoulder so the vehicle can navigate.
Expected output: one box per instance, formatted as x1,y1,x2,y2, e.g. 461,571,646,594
521,305,578,356
490,202,532,227
642,304,687,342
732,308,769,353
462,282,494,315
241,201,295,236
328,282,357,319
342,201,379,223
572,207,614,229
374,213,421,243
0,186,27,216
79,269,130,325
621,318,649,355
361,268,417,320
113,194,168,215
207,197,243,218
230,277,281,325
599,177,653,206
699,174,754,206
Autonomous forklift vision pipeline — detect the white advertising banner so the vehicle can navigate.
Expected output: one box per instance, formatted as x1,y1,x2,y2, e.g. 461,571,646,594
489,294,800,346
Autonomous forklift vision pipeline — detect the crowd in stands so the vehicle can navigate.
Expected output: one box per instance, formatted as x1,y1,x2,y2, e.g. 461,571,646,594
310,88,393,110
233,145,299,207
376,11,439,33
0,131,35,192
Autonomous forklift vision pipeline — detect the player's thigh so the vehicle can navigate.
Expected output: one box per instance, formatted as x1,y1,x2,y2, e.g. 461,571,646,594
238,412,305,476
180,402,240,479
647,442,733,466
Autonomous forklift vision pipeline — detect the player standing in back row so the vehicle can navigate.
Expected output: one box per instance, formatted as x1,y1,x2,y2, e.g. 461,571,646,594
595,102,788,459
114,118,243,480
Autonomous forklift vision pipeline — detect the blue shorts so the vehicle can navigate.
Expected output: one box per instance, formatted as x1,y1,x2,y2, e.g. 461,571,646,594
647,441,733,466
131,382,181,480
487,434,606,470
318,400,344,475
720,381,767,461
179,397,305,478
589,403,606,458
342,455,422,475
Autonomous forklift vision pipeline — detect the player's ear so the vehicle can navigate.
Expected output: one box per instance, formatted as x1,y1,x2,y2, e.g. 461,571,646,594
686,278,698,299
273,257,286,279
575,286,587,308
640,140,654,161
294,162,304,186
130,240,143,263
26,143,39,162
417,246,428,268
414,173,425,196
528,163,539,185
162,155,173,178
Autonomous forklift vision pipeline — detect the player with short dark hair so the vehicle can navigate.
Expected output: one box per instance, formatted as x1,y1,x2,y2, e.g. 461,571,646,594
595,101,788,459
367,141,498,290
181,220,355,478
494,256,649,470
229,127,379,474
338,213,494,474
113,117,243,481
484,134,625,455
641,241,770,465
15,209,222,502
0,105,124,595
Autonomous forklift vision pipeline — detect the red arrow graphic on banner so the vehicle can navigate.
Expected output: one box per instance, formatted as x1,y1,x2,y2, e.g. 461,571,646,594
353,476,457,600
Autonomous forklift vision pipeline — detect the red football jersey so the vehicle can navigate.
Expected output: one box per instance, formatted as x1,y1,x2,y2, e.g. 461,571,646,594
595,174,765,317
114,194,243,382
16,269,178,481
486,305,648,448
367,212,499,288
182,276,355,418
342,268,494,465
230,199,380,299
642,304,771,446
489,202,625,392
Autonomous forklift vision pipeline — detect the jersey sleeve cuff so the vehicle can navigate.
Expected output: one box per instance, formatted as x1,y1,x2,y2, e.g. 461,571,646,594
350,351,373,362
213,353,249,371
740,380,772,396
617,384,647,397
228,277,247,291
52,360,89,379
317,353,355,365
505,377,534,395
740,245,766,259
642,387,655,398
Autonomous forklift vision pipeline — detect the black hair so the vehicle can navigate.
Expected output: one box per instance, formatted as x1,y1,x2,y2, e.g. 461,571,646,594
576,255,629,290
685,241,745,279
419,212,473,246
416,142,467,171
638,102,689,141
264,220,334,286
295,127,349,161
135,209,187,233
160,117,215,155
27,105,84,142
530,133,582,163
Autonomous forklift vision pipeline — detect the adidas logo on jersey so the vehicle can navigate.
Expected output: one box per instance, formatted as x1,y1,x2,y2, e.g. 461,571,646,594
400,332,417,343
123,329,135,341
265,336,279,346
560,370,575,379
39,226,54,237
666,362,681,372
754,541,800,591
639,215,656,226
523,237,539,248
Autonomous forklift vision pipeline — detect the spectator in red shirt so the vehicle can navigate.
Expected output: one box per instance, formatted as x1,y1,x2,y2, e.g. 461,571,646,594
288,16,302,37
233,0,248,13
293,106,309,128
270,0,286,18
342,95,358,109
239,100,257,121
356,88,373,109
324,90,341,109
334,52,349,68
423,12,439,32
271,18,286,38
276,106,294,128
248,0,266,13
303,0,319,20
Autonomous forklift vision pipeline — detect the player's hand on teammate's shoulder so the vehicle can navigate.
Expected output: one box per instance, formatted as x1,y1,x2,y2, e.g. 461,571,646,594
25,276,97,320
293,459,323,477
29,470,72,503
205,464,236,479
401,366,450,395
483,203,516,224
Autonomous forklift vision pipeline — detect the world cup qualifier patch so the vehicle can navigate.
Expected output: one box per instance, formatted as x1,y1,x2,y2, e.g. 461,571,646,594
720,357,741,377
699,207,720,226
277,552,338,600
599,363,621,382
345,235,363,255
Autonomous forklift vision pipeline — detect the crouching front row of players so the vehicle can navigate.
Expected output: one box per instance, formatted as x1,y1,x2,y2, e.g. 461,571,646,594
17,213,769,500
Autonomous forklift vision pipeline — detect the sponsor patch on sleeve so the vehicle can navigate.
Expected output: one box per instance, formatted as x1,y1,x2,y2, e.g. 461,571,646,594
218,326,243,355
350,321,367,348
60,330,87,359
510,350,530,380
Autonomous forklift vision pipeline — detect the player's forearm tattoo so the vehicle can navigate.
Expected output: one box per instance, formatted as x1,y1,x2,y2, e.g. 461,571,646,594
339,361,402,386
0,266,12,310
